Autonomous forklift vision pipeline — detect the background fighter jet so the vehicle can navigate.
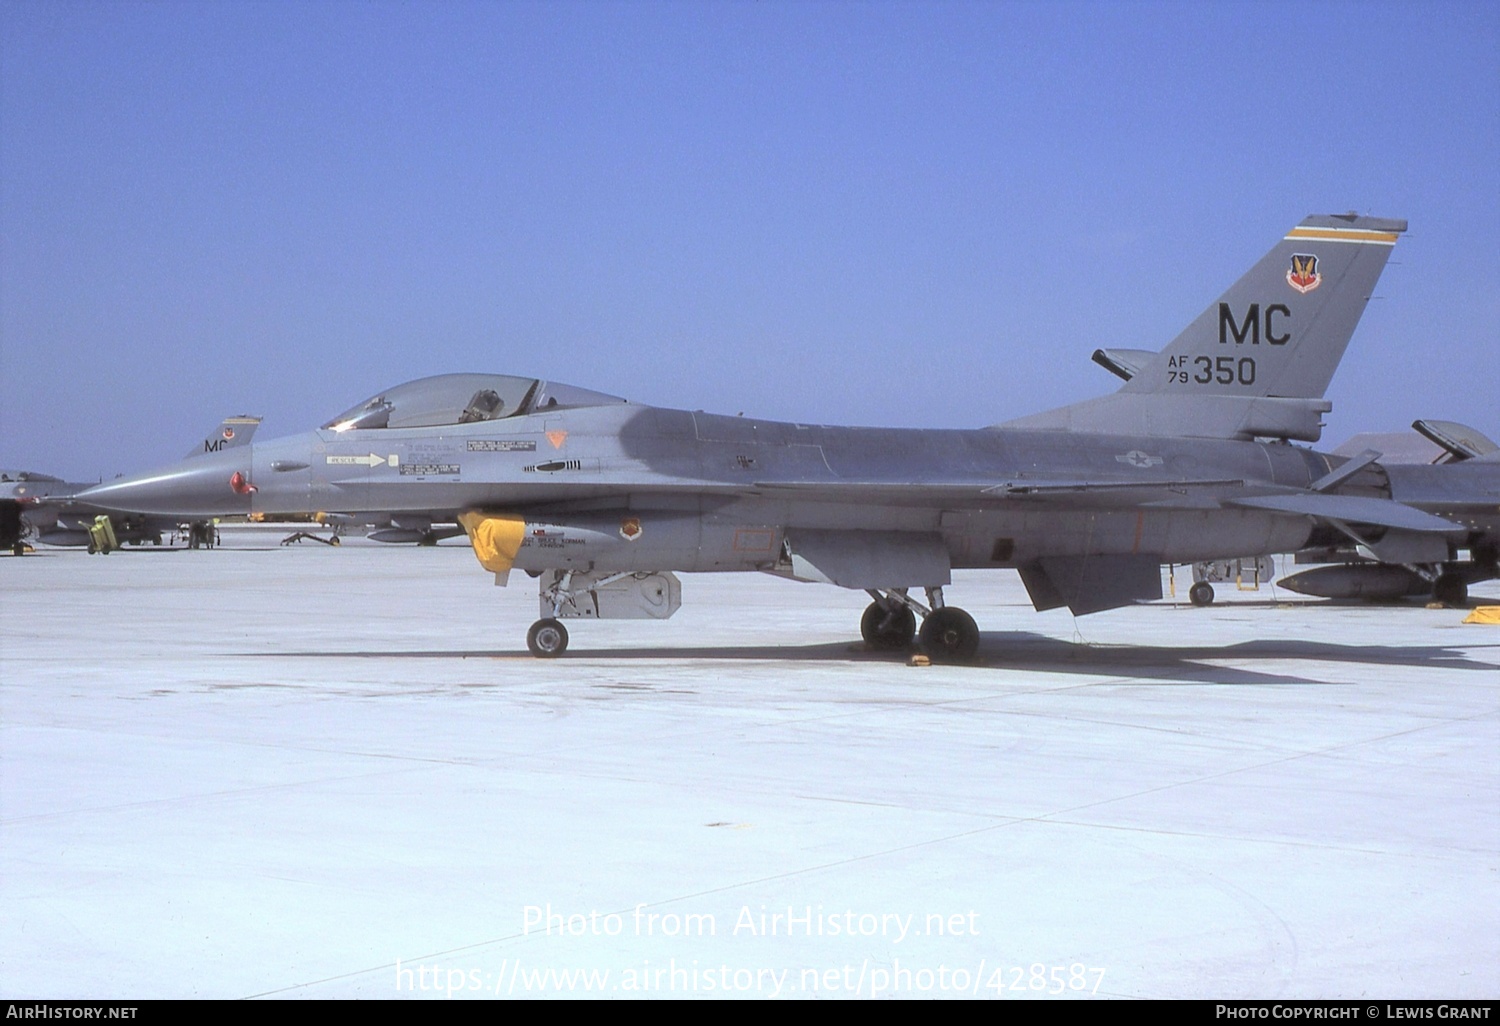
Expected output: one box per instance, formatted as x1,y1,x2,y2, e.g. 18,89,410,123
1,471,76,555
74,214,1500,659
1276,421,1500,604
1,417,261,555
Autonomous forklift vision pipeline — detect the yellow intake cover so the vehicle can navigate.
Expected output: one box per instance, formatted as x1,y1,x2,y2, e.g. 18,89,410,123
458,511,526,573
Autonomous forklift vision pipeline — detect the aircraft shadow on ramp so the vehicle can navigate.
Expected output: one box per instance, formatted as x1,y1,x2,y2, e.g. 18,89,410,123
242,633,1499,688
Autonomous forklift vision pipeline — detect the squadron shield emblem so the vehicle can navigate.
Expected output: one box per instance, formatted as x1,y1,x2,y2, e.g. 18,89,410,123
1286,253,1321,294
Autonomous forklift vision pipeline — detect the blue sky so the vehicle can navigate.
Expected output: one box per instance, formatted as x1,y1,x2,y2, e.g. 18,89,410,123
2,0,1496,480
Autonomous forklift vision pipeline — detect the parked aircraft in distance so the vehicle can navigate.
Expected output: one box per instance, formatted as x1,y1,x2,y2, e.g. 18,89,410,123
1,418,260,555
1277,420,1499,603
74,214,1500,659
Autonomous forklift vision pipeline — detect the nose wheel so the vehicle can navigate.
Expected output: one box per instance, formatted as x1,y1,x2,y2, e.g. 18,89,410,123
527,618,569,658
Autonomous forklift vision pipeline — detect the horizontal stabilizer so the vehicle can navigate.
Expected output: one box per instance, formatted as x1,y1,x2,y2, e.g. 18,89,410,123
784,529,950,589
1226,493,1461,533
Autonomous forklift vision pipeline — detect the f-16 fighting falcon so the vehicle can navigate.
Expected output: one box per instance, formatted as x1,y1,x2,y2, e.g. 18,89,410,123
73,214,1500,659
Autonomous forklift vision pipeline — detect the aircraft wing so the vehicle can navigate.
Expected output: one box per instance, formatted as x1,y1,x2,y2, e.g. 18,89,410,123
750,479,1467,538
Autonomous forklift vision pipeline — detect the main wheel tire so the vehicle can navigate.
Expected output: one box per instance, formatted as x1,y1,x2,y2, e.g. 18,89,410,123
527,618,569,658
12,542,24,557
860,602,917,650
1189,582,1215,607
1432,574,1467,607
918,606,981,663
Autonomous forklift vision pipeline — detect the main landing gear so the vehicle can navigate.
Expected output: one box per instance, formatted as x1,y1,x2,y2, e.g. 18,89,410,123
920,607,981,662
860,598,916,650
862,587,981,663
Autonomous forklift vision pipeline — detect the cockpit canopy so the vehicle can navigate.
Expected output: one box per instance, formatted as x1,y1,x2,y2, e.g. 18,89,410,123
322,374,627,432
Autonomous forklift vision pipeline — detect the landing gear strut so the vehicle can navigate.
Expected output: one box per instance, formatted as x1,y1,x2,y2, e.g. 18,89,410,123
518,569,683,657
529,570,576,658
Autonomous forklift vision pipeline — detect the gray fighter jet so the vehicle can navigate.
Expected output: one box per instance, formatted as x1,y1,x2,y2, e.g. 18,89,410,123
73,214,1500,659
1277,420,1499,604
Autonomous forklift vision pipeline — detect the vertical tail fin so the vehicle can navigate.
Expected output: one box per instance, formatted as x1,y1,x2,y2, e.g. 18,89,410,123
1001,213,1407,440
186,416,261,459
1120,213,1406,399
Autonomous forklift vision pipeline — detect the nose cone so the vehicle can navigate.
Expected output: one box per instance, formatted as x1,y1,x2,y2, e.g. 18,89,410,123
75,447,255,517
